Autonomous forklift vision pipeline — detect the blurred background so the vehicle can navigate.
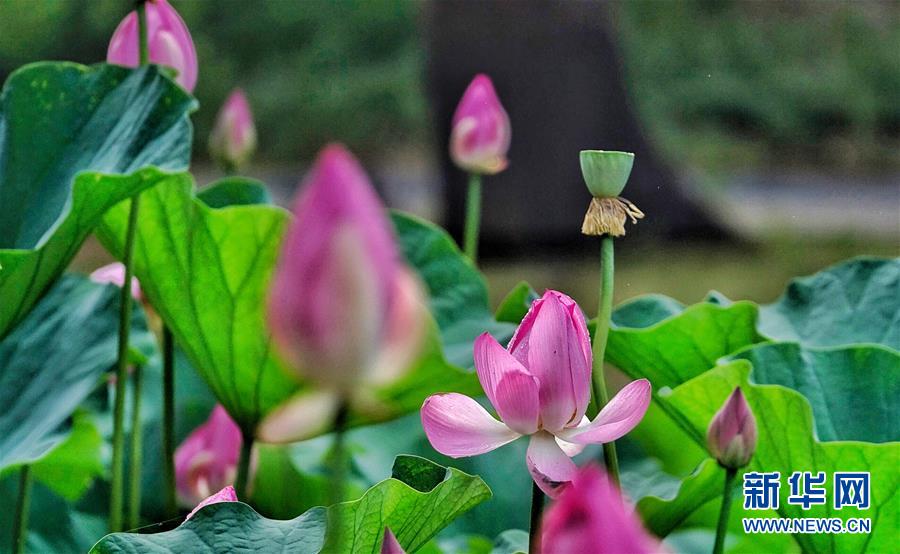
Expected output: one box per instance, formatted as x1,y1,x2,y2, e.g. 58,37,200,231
0,0,897,307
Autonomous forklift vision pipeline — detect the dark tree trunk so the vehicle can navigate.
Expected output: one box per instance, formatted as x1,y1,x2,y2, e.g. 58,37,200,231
424,0,730,256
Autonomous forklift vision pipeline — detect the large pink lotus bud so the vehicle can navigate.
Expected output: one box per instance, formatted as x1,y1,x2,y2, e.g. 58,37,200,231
267,144,426,391
449,74,511,175
107,0,198,92
174,405,242,507
707,387,757,469
542,464,666,554
209,89,257,171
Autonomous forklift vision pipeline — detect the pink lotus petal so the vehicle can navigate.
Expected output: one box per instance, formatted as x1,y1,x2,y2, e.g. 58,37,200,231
381,528,405,554
556,379,651,445
369,268,428,386
184,486,238,521
473,332,532,412
555,434,586,458
90,263,142,301
526,431,577,498
107,0,198,92
421,393,520,457
257,390,340,444
174,405,242,507
493,369,541,435
449,74,511,175
517,292,591,432
542,464,665,554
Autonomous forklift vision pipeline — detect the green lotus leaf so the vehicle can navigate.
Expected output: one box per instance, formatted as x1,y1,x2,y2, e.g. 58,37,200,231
90,455,491,553
0,62,195,337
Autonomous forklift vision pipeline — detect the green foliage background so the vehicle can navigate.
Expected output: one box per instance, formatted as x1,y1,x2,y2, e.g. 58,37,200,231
1,0,896,170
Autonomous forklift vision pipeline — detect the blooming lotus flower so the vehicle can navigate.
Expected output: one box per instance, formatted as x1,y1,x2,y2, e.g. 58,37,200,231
380,528,404,554
209,88,257,171
184,485,238,521
107,0,198,92
261,144,427,443
175,405,242,507
421,290,651,497
542,464,666,554
450,74,511,175
90,263,142,301
707,387,757,469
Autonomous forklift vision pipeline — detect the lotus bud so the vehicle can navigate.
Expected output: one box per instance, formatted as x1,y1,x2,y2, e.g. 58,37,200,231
107,0,198,92
184,485,238,521
267,143,426,391
450,74,511,175
209,89,257,172
707,387,757,469
90,263,142,302
380,528,405,554
579,150,643,237
174,405,243,507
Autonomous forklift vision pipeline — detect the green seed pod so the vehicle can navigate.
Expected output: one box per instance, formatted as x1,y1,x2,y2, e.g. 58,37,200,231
580,150,634,198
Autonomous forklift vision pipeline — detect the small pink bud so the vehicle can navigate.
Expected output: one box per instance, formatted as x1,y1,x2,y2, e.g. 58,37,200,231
450,74,511,175
707,387,757,469
90,263,142,302
184,485,238,521
267,144,426,390
209,89,257,171
380,528,405,554
174,405,242,507
107,0,198,92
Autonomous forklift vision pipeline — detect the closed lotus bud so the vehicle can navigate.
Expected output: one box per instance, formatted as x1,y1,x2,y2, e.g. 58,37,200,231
107,0,198,92
267,144,426,391
90,262,142,302
174,405,242,507
450,74,511,175
380,528,405,554
209,89,257,172
707,387,757,469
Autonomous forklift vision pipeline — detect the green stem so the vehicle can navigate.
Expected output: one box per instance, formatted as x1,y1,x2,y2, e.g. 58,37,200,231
109,196,141,531
128,363,144,529
234,431,254,499
713,468,738,554
326,400,351,550
111,0,149,531
462,173,482,263
12,466,32,554
528,480,544,554
161,326,177,519
589,235,620,483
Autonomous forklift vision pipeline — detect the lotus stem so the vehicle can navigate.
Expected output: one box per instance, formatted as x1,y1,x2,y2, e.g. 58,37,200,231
528,480,544,554
161,326,177,518
110,0,148,531
128,362,144,529
713,467,738,554
235,430,254,499
12,465,32,554
463,172,482,263
590,235,620,484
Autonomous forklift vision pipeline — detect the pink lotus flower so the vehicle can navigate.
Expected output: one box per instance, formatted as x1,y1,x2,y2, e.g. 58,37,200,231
175,405,242,507
421,290,651,497
90,262,142,301
542,464,666,553
261,144,426,443
450,74,511,175
380,528,404,554
107,0,198,92
184,485,238,521
209,88,257,171
707,387,757,469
